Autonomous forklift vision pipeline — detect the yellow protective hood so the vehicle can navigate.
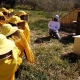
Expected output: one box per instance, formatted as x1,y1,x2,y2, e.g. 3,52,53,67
0,45,22,80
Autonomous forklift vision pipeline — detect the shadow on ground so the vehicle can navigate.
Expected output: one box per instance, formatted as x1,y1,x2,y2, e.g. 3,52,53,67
60,52,80,63
59,34,74,44
34,36,50,43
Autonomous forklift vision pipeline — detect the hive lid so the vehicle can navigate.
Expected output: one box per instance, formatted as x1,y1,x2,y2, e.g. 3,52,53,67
73,35,80,38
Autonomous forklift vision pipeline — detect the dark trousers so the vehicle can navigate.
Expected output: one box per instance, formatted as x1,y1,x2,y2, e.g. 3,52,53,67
49,29,60,39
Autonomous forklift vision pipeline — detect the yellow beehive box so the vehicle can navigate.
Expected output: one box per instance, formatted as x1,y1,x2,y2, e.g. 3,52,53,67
73,35,80,55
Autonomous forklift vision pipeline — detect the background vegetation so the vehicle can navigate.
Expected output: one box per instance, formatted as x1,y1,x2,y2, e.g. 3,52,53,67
0,0,80,11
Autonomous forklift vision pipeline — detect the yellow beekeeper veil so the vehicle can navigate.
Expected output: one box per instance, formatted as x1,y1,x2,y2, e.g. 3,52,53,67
0,34,15,56
1,7,8,13
9,9,14,13
0,23,18,37
8,9,14,17
8,15,25,25
15,10,27,16
0,12,5,16
0,12,6,24
0,34,22,80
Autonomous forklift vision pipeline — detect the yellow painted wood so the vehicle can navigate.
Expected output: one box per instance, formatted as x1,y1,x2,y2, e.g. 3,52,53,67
61,8,80,24
73,35,80,55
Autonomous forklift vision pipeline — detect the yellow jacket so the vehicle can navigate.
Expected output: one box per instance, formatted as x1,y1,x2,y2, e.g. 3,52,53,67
18,29,34,63
0,46,22,80
23,22,30,44
8,22,34,63
15,39,24,57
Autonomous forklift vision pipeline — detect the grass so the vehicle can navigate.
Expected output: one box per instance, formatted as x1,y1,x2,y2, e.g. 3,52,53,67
14,9,80,80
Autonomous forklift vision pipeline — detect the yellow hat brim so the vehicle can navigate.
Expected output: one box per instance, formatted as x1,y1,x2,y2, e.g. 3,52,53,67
0,34,15,55
9,19,25,25
5,27,18,37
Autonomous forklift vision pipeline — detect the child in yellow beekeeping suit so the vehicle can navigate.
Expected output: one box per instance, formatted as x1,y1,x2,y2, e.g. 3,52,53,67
15,10,29,22
0,12,7,24
8,15,30,43
0,23,34,63
0,34,22,80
